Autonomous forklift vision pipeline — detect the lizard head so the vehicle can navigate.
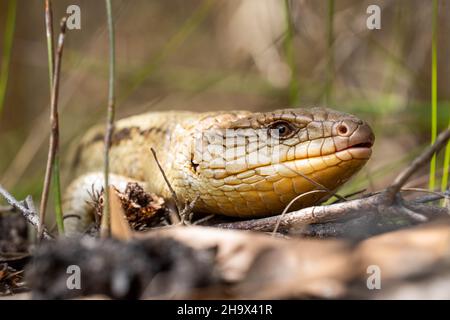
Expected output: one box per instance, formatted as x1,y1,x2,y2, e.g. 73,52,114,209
185,107,374,217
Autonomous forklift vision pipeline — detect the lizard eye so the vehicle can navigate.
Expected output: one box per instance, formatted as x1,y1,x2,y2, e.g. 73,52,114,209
268,121,296,139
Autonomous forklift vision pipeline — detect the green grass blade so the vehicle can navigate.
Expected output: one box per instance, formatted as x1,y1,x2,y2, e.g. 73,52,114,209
437,4,450,192
441,135,450,192
429,0,438,191
0,0,17,118
53,154,64,234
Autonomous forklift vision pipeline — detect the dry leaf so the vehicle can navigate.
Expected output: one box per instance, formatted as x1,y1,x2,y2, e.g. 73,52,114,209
109,186,133,241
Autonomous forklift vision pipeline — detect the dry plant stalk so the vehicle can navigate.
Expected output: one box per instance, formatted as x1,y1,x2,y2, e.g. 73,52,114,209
44,0,65,236
100,0,116,238
38,17,67,240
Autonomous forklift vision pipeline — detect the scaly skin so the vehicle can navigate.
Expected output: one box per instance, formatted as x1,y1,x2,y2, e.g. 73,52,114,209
63,107,374,234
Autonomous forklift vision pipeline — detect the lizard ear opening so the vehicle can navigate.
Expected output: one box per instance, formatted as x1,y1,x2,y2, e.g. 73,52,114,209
191,160,199,173
190,152,199,173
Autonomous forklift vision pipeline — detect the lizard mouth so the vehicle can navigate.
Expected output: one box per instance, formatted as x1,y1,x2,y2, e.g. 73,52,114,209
348,142,373,149
338,141,373,160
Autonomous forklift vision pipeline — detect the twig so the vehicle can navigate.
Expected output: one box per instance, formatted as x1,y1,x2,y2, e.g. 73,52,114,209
0,185,53,239
396,205,427,222
150,148,183,214
272,189,327,235
413,192,448,204
331,188,366,204
100,0,116,238
150,148,200,225
386,129,450,201
193,214,215,225
44,0,64,236
400,187,444,197
180,194,200,224
25,195,37,213
38,17,67,240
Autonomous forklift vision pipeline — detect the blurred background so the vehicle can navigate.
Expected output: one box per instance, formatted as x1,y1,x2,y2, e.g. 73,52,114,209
0,0,449,211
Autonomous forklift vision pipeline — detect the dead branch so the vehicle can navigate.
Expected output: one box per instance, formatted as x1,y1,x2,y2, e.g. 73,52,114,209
0,185,53,239
214,193,381,232
213,193,449,233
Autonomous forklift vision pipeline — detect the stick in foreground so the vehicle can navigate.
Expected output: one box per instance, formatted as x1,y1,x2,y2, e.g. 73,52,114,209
38,17,67,240
100,0,116,238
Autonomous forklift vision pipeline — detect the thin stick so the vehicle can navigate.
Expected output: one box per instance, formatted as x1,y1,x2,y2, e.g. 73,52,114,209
193,214,215,225
400,187,444,197
272,189,327,235
38,17,67,240
44,0,64,235
0,185,52,239
100,0,116,238
330,188,366,204
150,148,183,213
386,129,450,202
180,194,200,224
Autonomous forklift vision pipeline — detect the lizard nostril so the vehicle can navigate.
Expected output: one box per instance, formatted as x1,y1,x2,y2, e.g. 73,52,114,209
337,124,348,136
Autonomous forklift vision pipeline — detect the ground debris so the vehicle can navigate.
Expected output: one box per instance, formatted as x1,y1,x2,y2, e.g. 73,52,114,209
0,212,29,296
138,223,450,299
26,236,219,299
91,182,166,231
10,220,450,300
0,263,26,296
